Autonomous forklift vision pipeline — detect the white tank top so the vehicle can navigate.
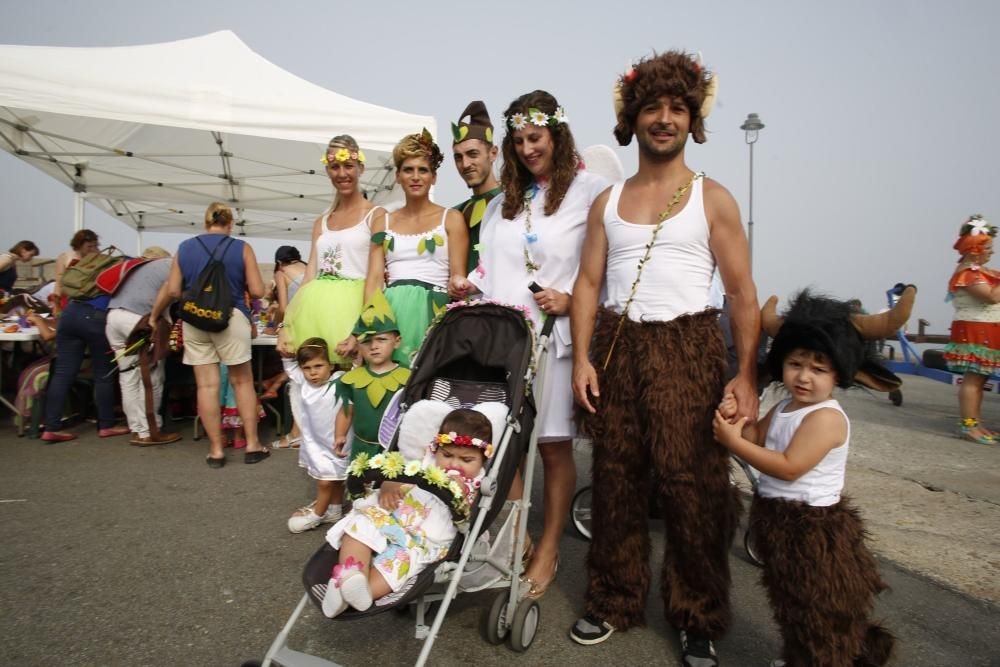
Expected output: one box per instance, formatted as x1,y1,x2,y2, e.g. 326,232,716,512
757,399,849,507
385,208,450,288
315,208,376,280
602,174,715,322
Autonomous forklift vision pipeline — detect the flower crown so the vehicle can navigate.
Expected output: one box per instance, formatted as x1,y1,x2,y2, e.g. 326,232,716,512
960,214,996,238
321,148,366,165
347,451,476,520
430,432,495,459
504,107,569,131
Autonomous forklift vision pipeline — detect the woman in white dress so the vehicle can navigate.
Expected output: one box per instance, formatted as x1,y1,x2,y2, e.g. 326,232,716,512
455,90,608,598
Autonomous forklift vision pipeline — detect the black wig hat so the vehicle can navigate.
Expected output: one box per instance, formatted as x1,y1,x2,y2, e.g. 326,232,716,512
765,292,866,389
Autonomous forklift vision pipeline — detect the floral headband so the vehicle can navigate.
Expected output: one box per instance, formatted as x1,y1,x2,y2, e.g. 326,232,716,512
504,107,569,131
321,148,366,165
612,55,719,120
960,214,996,238
431,432,495,459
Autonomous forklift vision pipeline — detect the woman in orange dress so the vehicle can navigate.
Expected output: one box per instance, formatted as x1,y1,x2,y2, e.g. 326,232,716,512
943,214,1000,444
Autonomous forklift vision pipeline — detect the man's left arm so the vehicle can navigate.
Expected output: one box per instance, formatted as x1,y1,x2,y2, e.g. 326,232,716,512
705,179,760,422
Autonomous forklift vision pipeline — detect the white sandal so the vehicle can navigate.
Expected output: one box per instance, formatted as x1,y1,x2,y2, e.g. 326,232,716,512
270,436,301,450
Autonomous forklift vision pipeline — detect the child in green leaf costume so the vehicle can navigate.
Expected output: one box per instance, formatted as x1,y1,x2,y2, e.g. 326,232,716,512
335,290,411,462
322,407,492,617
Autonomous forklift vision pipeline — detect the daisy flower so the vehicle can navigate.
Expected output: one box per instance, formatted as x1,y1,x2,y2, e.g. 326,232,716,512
508,113,527,130
368,453,386,470
404,460,423,476
529,109,549,127
553,107,568,124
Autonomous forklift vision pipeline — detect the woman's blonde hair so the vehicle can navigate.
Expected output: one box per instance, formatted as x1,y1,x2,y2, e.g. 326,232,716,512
392,130,443,173
204,202,234,229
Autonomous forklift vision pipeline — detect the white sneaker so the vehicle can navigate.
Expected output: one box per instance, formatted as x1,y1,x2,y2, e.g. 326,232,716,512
340,570,373,611
287,505,341,534
322,579,347,618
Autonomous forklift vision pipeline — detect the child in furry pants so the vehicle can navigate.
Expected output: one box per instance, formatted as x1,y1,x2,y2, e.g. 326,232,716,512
713,291,894,667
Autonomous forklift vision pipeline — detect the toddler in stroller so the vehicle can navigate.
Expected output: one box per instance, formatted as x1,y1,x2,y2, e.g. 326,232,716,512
321,407,494,617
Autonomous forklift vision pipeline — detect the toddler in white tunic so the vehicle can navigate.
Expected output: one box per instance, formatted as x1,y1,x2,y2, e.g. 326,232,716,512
321,407,493,618
283,338,353,535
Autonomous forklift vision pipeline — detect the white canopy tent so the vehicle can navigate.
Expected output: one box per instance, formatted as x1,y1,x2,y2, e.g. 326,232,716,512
0,31,435,243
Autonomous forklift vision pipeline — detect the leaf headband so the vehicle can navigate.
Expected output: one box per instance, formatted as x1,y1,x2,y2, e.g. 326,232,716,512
321,148,366,165
430,432,495,459
504,106,569,131
612,55,719,120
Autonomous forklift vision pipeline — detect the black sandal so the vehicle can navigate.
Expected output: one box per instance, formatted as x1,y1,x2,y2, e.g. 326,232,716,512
206,456,226,468
244,448,270,464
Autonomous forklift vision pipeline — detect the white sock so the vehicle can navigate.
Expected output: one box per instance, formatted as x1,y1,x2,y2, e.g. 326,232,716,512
339,570,373,611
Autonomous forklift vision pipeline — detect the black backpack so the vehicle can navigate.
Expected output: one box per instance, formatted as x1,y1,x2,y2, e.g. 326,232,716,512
178,237,236,332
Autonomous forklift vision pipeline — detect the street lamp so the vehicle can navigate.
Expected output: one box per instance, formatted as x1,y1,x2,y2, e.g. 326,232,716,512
740,112,765,271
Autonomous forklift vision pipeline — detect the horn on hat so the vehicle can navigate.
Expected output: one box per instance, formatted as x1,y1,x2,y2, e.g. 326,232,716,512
850,285,916,340
761,295,783,337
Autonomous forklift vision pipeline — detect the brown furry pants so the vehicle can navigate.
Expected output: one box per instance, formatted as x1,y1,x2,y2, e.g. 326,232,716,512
751,495,894,667
583,308,740,637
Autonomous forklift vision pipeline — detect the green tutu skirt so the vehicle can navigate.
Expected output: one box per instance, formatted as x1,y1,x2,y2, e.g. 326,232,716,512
385,281,449,366
285,275,365,364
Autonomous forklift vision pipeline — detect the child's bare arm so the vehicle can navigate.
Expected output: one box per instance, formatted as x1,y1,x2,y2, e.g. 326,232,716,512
333,405,353,457
714,407,845,481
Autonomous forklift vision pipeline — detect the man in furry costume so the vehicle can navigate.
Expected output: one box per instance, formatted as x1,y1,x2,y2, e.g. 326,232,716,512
713,290,905,666
568,51,759,666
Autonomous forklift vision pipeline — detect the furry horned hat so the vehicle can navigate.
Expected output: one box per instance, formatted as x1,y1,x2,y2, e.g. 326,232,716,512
762,287,916,391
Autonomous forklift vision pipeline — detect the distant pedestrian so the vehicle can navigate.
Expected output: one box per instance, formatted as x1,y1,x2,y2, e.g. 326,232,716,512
942,215,1000,445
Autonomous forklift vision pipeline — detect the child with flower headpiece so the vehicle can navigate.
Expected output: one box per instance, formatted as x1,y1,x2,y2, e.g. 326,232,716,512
321,407,493,617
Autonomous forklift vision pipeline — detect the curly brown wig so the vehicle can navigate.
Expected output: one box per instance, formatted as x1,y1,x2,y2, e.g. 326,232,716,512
392,129,444,173
614,51,712,146
500,90,579,219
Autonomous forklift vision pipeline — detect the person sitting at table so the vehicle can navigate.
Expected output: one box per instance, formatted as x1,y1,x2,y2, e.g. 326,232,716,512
0,240,39,295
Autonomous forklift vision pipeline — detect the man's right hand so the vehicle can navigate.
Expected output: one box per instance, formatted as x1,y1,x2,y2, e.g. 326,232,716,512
572,360,601,414
276,328,296,357
335,335,358,359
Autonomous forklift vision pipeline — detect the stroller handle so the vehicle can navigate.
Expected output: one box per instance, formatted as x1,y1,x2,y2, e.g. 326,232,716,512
540,314,556,339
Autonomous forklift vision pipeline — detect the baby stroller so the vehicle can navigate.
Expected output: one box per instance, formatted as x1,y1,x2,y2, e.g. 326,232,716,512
249,302,556,667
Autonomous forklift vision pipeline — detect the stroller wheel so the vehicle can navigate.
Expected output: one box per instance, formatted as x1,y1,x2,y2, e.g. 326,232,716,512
570,486,593,541
483,591,511,645
889,389,903,406
508,598,540,652
744,527,764,567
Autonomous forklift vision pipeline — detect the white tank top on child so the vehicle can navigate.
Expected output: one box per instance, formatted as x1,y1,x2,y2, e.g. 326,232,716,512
602,174,715,322
757,398,849,507
385,209,450,288
316,208,377,280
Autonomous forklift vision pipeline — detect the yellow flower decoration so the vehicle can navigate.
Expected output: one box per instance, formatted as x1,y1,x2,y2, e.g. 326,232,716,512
383,451,405,478
334,148,351,162
425,465,449,487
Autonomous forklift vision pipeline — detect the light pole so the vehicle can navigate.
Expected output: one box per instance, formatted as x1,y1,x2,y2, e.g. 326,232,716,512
740,113,765,271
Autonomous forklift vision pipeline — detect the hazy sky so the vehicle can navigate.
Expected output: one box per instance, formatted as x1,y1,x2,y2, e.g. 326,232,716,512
1,0,998,331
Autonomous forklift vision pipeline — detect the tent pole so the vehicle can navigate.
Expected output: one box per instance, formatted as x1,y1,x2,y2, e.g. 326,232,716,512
137,230,144,256
73,192,85,232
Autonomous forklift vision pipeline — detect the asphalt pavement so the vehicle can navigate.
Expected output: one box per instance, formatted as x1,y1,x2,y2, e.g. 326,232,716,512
1,374,998,666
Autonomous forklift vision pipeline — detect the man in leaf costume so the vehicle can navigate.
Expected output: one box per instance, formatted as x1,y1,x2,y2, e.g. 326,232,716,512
451,100,501,275
335,290,411,462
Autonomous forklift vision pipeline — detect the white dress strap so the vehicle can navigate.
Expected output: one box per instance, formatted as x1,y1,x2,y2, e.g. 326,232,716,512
439,207,448,229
